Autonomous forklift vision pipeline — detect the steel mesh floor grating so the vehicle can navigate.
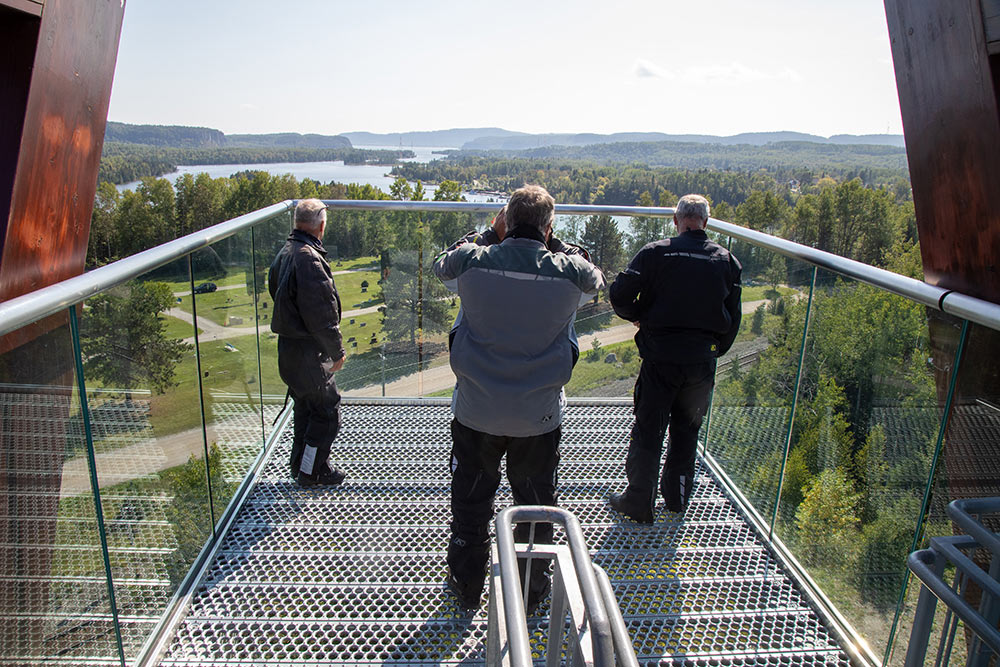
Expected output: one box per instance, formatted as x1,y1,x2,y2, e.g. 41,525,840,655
159,401,850,666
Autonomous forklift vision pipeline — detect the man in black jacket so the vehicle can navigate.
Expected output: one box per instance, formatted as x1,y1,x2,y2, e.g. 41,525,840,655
268,199,347,487
608,194,742,522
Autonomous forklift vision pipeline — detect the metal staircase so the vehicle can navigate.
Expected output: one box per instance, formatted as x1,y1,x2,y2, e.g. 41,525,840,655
156,399,851,665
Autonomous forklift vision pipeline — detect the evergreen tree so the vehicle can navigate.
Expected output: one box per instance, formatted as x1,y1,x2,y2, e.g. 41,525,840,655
582,214,627,281
380,249,451,346
627,191,667,256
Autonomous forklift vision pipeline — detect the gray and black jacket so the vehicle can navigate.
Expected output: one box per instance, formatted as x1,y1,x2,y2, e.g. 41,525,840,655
433,229,605,437
467,227,592,260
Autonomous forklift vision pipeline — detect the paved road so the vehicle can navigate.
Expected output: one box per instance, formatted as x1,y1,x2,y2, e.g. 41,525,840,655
172,268,375,299
348,299,767,398
59,424,217,498
172,283,246,298
173,303,383,345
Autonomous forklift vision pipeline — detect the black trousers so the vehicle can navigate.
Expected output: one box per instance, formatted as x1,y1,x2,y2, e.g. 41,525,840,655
289,385,341,476
622,358,715,512
278,337,342,477
447,418,560,601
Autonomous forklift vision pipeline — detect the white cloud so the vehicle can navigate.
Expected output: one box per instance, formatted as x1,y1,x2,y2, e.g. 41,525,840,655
633,58,674,80
239,103,259,111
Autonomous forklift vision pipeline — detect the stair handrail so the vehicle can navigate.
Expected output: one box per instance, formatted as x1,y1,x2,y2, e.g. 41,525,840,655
492,505,628,666
905,498,1000,666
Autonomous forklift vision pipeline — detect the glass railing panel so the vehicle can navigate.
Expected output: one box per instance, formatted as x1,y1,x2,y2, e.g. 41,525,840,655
700,243,814,522
192,228,265,522
326,208,488,399
885,314,990,665
561,214,637,399
0,313,124,665
77,258,214,662
251,209,292,436
772,267,951,661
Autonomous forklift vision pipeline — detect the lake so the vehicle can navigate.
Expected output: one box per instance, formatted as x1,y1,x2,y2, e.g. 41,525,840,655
117,145,460,195
116,143,636,230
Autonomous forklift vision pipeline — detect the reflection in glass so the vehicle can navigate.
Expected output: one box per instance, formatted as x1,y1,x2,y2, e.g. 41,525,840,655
325,209,486,398
554,213,634,399
253,209,292,434
77,259,214,661
193,229,268,521
0,314,124,664
888,316,997,665
706,246,816,523
771,268,948,661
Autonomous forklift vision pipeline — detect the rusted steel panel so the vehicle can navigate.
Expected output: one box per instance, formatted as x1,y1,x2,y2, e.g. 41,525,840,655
0,0,125,354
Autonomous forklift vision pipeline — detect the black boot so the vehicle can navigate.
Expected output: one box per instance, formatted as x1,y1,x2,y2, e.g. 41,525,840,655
609,492,654,523
297,464,346,487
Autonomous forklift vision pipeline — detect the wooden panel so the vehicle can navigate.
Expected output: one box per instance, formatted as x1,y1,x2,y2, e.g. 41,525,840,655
0,0,125,303
884,0,1000,303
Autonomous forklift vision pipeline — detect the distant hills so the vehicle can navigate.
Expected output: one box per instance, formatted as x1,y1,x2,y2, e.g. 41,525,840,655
503,140,908,173
342,127,904,150
107,121,905,154
461,131,905,150
105,122,351,149
341,128,522,148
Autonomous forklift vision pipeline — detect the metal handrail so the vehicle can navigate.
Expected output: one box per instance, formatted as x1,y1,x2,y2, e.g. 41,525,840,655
2,199,1000,337
494,505,618,667
0,201,292,338
949,498,1000,554
314,199,1000,329
594,565,640,667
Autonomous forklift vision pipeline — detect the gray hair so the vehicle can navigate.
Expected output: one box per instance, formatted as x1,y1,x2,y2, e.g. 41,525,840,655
294,198,327,229
675,194,710,223
506,185,555,235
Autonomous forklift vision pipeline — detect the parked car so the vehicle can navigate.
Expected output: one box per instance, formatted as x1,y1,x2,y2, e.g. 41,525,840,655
194,282,217,294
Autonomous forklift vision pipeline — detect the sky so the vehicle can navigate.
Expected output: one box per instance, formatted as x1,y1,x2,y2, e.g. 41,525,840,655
107,0,905,139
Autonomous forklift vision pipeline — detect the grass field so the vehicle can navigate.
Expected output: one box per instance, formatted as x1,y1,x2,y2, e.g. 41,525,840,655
162,258,383,327
161,314,201,340
742,285,798,302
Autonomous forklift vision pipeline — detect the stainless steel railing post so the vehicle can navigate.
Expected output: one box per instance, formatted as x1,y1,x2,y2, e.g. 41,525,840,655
492,505,628,667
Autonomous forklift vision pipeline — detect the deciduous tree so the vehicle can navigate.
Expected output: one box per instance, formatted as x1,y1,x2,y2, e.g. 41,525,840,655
81,281,191,395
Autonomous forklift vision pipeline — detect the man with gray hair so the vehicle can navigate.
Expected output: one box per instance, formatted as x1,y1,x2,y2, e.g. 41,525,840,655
433,184,605,611
268,198,347,487
608,194,742,522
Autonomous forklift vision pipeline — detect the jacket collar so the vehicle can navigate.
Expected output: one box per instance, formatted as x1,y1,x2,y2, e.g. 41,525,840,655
289,228,327,255
680,229,708,240
507,224,548,244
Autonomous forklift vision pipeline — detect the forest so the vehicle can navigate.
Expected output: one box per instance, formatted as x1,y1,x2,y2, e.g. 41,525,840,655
515,139,907,169
86,153,934,654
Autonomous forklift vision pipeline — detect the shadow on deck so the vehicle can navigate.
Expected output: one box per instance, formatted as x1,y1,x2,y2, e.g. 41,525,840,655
160,400,850,666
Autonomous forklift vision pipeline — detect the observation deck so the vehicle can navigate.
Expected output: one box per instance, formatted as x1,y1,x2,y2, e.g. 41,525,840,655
3,200,1000,666
157,400,848,665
